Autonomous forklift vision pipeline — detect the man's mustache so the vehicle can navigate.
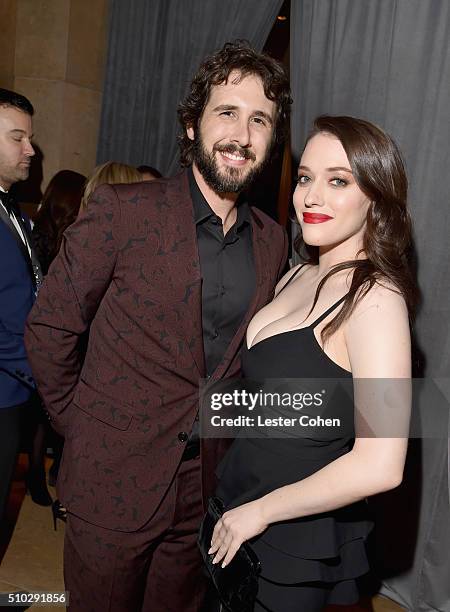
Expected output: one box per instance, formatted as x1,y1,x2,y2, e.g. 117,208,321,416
213,144,256,162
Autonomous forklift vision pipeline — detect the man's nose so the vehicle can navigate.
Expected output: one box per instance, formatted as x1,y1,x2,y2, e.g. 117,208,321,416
230,118,251,148
23,139,35,157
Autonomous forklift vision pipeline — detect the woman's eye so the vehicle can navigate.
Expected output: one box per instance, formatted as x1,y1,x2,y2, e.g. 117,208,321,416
296,175,310,185
330,177,347,186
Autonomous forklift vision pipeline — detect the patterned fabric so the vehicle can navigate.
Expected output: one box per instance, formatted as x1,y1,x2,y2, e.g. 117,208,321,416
64,458,206,612
25,171,287,531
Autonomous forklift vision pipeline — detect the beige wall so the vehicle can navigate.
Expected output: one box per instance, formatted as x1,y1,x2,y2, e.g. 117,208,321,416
0,0,108,195
0,0,17,89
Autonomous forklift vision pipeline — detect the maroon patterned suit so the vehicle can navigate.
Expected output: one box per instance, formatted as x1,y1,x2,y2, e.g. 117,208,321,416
25,171,287,611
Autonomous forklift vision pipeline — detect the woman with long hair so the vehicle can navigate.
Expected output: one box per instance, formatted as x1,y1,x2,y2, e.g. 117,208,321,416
207,116,417,611
33,169,86,274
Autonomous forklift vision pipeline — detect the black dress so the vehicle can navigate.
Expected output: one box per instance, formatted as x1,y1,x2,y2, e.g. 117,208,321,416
215,270,373,611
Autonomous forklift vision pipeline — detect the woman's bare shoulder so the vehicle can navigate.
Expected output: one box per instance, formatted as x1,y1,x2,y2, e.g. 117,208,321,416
346,280,410,377
274,262,310,296
353,279,408,317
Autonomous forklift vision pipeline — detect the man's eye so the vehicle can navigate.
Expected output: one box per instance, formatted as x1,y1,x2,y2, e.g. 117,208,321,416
252,117,266,126
220,111,234,117
330,178,347,186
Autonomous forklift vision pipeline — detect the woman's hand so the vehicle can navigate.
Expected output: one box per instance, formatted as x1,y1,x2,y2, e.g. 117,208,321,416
208,499,268,567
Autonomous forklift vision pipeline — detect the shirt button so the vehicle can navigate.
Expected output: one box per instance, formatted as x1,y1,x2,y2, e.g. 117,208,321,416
212,330,219,339
178,432,188,443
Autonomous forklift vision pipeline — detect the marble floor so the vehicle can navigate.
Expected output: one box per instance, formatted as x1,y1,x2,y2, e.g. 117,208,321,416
0,455,406,612
0,456,64,611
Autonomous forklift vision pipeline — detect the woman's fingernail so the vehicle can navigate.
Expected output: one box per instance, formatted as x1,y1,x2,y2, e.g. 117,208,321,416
222,562,227,568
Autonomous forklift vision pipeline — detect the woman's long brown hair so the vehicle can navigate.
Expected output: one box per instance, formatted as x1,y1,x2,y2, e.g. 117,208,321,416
294,115,419,342
33,170,86,274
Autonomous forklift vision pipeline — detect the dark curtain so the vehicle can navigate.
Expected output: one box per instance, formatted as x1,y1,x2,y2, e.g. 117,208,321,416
97,0,283,176
290,1,450,610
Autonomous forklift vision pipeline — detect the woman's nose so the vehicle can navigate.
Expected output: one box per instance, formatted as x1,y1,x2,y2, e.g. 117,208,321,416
304,181,324,207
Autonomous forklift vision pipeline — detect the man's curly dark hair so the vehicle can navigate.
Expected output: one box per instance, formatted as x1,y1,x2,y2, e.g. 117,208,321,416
177,41,292,166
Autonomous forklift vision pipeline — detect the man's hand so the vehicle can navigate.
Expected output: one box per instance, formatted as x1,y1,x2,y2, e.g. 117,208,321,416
208,499,268,567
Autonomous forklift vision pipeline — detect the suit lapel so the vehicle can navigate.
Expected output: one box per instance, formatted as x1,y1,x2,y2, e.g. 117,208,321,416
20,215,43,290
0,204,36,285
164,176,278,382
165,172,205,377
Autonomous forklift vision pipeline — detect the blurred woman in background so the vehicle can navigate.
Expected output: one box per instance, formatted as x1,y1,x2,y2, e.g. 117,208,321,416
33,169,86,274
79,161,141,214
28,170,86,510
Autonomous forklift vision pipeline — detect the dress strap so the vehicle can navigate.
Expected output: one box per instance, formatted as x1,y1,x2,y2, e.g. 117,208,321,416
310,294,348,329
277,264,307,296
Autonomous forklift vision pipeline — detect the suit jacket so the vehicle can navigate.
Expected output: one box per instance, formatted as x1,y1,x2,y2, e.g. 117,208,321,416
25,171,287,531
0,204,36,408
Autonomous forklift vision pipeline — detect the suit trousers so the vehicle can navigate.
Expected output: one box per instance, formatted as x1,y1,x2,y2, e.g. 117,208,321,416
64,455,206,612
0,404,23,520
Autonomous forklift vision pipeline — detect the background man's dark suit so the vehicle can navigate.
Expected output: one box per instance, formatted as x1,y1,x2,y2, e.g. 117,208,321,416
0,200,38,517
0,88,39,521
25,170,286,608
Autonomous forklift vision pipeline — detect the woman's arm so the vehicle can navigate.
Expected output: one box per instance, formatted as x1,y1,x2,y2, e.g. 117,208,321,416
210,284,411,566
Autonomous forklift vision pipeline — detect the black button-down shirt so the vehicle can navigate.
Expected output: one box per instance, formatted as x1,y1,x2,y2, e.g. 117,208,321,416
184,168,255,453
189,168,255,376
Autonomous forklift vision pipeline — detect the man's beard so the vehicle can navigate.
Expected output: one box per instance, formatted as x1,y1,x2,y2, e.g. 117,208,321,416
0,164,29,188
17,165,30,181
193,136,269,194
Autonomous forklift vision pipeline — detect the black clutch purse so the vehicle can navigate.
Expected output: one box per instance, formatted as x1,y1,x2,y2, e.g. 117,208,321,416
198,497,261,612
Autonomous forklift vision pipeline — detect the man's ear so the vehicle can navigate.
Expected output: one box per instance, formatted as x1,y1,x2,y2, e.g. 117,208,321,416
186,125,195,141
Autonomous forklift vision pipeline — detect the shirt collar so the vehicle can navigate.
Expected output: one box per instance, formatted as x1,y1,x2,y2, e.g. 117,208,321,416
0,187,9,214
188,166,251,231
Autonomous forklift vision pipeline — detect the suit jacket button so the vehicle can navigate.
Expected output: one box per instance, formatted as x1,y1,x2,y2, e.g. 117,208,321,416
178,432,188,443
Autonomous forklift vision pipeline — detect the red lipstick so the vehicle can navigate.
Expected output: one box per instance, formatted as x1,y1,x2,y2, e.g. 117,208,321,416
303,212,333,224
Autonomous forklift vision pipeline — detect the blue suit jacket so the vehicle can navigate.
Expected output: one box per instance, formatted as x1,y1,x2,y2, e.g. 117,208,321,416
0,206,36,408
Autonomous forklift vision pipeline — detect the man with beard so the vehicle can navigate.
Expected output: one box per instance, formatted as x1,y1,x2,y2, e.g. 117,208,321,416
25,41,291,612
